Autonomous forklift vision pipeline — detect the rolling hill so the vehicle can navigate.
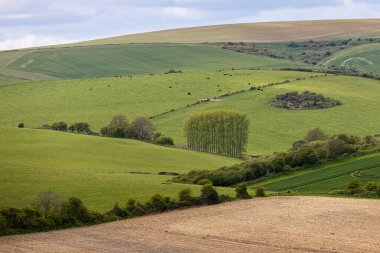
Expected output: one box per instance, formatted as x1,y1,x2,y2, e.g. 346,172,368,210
0,128,239,211
154,74,380,154
61,19,380,46
323,43,380,75
6,44,308,79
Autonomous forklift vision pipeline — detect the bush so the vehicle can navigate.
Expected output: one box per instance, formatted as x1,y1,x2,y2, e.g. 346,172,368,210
154,136,174,146
70,122,91,134
235,183,250,199
364,182,378,192
178,188,196,205
196,178,212,185
346,180,360,190
255,187,266,197
18,123,24,128
51,122,68,131
145,194,177,213
200,184,219,204
61,197,91,224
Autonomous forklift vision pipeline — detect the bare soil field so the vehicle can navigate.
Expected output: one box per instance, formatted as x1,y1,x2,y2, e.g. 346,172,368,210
69,19,380,46
1,196,379,253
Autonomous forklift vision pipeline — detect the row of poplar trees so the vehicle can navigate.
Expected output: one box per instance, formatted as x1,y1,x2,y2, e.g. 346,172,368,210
184,109,249,157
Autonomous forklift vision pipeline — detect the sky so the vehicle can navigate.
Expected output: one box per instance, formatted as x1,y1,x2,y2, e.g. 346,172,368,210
1,0,379,50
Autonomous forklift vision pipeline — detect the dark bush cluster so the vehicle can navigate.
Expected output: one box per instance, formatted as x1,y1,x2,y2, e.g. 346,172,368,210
101,115,173,145
41,122,93,134
0,193,107,236
1,185,231,236
173,129,377,187
272,91,341,110
330,180,380,198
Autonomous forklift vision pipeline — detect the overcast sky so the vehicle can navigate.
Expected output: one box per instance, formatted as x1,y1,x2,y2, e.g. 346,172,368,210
1,0,379,50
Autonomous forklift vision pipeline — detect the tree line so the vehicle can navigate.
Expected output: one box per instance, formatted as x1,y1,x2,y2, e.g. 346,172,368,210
0,184,267,236
184,109,249,157
174,128,378,186
31,115,174,146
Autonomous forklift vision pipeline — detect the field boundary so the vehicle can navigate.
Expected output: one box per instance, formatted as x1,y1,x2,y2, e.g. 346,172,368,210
149,73,326,120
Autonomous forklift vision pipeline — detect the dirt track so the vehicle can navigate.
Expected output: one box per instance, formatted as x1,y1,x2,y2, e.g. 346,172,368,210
1,196,379,253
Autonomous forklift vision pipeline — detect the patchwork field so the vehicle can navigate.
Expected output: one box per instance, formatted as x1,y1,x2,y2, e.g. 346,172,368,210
0,128,239,211
250,154,380,193
324,43,380,75
1,196,379,252
5,44,308,79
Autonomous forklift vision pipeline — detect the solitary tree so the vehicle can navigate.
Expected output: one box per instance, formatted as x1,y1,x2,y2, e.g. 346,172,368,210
184,109,249,157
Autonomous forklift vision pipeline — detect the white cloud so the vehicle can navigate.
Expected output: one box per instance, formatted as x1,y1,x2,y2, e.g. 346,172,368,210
0,35,73,50
162,7,204,20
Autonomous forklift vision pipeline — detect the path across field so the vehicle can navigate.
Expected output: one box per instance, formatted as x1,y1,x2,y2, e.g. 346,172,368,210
1,196,379,252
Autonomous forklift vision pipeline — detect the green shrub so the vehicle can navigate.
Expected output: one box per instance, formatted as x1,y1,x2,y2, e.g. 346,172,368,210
364,182,378,192
61,197,91,224
255,187,266,197
154,136,174,146
346,180,360,190
200,184,219,205
235,183,250,199
196,178,212,185
52,122,68,131
145,194,177,213
178,188,196,205
17,123,24,128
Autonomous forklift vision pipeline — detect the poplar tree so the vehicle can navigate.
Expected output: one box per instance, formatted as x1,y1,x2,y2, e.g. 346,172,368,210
184,109,249,157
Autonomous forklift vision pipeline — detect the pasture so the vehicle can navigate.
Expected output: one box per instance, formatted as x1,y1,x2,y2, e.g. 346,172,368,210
154,74,380,154
0,128,239,211
0,70,312,131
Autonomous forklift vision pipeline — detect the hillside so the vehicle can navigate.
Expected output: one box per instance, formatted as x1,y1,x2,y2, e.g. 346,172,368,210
6,44,308,79
0,128,239,211
1,71,378,154
324,43,380,75
67,19,380,46
250,154,380,194
0,70,311,131
154,74,380,154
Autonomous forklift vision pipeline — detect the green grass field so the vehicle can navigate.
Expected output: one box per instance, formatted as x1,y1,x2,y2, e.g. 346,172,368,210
0,128,239,211
6,44,308,79
154,74,380,154
0,70,312,131
249,154,380,194
324,43,380,75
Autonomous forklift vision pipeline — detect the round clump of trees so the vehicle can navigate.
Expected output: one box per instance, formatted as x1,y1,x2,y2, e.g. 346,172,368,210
184,109,249,157
272,91,341,110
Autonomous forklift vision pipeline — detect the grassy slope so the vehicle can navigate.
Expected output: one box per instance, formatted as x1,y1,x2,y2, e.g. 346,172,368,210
64,19,380,46
0,128,239,211
0,50,56,81
7,44,308,79
324,43,380,75
154,75,380,154
249,154,380,194
0,70,312,131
